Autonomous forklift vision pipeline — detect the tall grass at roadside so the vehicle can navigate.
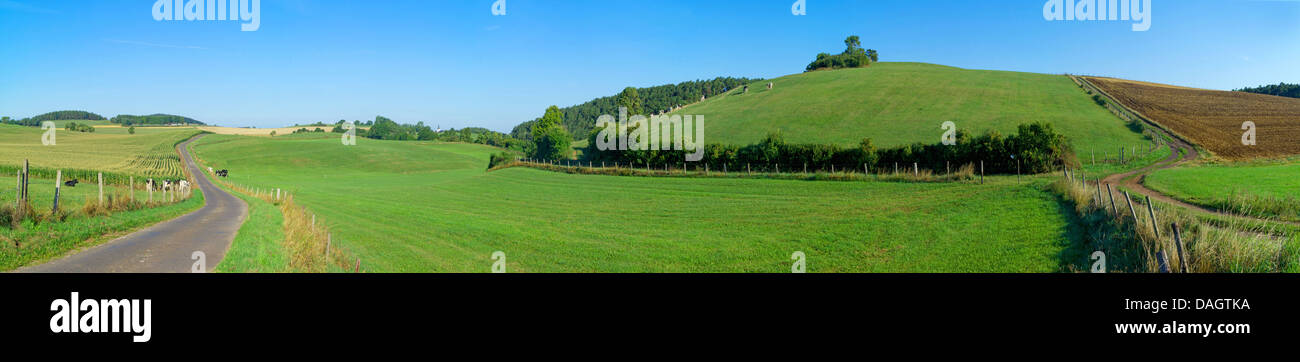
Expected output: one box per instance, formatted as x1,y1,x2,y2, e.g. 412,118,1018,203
203,174,359,272
1049,178,1297,272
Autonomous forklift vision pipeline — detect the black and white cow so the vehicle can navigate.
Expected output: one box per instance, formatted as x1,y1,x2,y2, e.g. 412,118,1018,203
63,179,79,187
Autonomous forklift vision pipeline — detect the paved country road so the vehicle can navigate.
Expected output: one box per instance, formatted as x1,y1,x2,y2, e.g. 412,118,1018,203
17,134,248,273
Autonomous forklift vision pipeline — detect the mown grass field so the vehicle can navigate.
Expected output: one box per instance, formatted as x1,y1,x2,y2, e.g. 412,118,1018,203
1145,161,1300,222
670,62,1150,158
0,124,199,179
192,133,1085,272
1087,76,1300,160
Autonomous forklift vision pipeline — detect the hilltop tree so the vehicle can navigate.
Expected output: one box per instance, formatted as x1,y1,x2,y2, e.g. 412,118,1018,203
616,87,644,116
128,126,136,135
806,35,876,72
530,106,572,160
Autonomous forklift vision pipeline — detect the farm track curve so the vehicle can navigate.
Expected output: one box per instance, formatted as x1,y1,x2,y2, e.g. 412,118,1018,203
16,134,248,272
1087,84,1300,228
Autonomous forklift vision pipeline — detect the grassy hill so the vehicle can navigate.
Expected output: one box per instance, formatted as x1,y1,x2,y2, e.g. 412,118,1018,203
192,134,1085,272
670,62,1149,157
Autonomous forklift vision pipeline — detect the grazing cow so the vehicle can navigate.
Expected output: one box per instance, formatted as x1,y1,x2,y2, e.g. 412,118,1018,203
145,178,157,191
63,179,79,187
178,180,190,192
162,180,173,192
216,169,229,178
208,167,214,174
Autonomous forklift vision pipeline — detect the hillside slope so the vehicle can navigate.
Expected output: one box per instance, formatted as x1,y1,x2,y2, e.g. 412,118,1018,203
671,62,1148,156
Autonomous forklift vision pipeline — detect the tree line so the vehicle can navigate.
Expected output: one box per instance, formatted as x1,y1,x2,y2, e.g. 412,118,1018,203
1235,83,1300,99
578,122,1076,175
0,111,106,127
510,77,762,142
111,114,205,126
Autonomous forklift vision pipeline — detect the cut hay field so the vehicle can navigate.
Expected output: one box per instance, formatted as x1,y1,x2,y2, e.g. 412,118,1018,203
670,62,1150,158
1086,76,1300,160
191,134,1088,273
0,124,199,180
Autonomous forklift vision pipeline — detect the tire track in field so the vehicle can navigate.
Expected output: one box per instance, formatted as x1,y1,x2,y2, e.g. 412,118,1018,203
16,134,249,273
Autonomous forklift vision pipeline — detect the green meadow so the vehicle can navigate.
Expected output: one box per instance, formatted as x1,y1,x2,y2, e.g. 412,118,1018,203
192,134,1084,272
671,62,1150,158
1145,161,1300,221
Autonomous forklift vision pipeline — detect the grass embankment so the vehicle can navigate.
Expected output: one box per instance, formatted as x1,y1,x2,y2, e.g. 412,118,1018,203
193,134,1083,272
1145,161,1300,222
0,182,202,270
672,62,1150,159
1050,176,1298,273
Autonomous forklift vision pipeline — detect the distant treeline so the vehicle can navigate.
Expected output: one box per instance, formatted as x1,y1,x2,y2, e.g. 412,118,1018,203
581,122,1076,175
1236,83,1300,99
330,117,525,150
510,77,762,141
111,114,205,126
0,111,106,127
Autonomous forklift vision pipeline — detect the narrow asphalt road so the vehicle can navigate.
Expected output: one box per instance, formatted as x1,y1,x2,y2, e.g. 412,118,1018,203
18,134,248,273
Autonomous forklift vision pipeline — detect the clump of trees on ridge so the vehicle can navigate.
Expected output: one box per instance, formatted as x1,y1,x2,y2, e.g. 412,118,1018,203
806,35,878,72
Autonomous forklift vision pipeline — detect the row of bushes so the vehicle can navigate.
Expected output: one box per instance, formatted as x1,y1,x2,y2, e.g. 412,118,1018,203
579,122,1077,175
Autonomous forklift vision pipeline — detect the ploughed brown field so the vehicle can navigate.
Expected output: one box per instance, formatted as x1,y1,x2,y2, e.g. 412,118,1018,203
1086,76,1300,160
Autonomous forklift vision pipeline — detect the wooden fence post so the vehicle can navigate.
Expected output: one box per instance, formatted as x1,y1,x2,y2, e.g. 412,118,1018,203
326,233,332,257
130,176,134,202
52,170,61,213
979,161,984,184
1145,196,1160,239
1095,182,1103,207
1124,191,1138,225
863,163,868,175
1106,184,1118,216
22,159,28,201
1156,250,1170,273
1172,223,1188,273
913,163,918,177
98,172,103,205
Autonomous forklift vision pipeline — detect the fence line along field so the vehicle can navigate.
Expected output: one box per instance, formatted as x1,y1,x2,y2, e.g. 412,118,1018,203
193,134,1087,273
0,124,198,182
1085,76,1300,160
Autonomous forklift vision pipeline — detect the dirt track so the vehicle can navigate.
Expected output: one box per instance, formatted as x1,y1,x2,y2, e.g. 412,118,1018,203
16,134,247,273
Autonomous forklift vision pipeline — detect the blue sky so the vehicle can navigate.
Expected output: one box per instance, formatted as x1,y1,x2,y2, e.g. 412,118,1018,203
1,0,1297,132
